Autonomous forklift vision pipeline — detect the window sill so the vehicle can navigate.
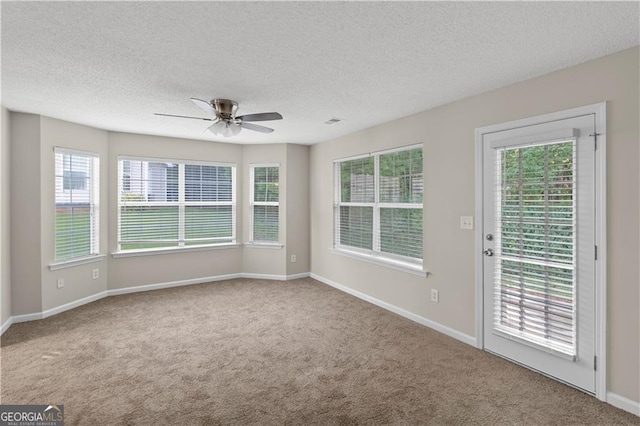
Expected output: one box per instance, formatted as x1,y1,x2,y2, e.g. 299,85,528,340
112,243,241,258
331,248,428,277
49,254,106,271
244,242,284,250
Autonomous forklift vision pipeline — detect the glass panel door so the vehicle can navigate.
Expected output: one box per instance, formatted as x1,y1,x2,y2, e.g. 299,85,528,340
482,114,596,393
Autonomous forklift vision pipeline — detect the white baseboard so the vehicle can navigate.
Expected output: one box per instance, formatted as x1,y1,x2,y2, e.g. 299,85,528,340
2,272,312,334
310,273,476,347
1,316,13,334
286,272,310,280
242,273,288,281
107,273,243,297
12,292,110,324
608,392,640,416
11,312,43,323
42,291,108,319
241,272,310,281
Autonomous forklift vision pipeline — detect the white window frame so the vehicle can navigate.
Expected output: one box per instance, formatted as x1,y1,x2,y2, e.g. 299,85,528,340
249,163,281,246
333,144,426,276
51,147,101,266
116,156,237,254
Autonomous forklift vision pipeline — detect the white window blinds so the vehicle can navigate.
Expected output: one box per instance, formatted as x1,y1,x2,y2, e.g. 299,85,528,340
493,139,577,356
251,165,279,242
337,156,374,250
378,148,424,259
118,158,236,252
334,145,423,264
54,148,100,261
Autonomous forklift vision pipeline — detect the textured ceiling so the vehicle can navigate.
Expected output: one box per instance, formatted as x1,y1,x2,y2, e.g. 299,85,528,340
2,2,638,145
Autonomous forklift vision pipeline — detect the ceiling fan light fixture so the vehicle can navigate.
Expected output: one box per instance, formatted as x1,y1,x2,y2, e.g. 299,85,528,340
227,122,242,137
207,120,241,137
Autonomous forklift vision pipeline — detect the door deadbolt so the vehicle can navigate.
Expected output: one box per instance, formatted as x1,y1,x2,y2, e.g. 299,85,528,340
486,234,493,241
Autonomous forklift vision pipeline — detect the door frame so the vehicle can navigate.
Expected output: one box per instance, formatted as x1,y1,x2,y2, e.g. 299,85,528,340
474,102,607,400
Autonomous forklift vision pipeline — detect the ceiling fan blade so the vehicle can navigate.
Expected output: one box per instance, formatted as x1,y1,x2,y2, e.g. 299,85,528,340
236,112,282,122
190,98,217,116
240,122,274,134
155,113,214,121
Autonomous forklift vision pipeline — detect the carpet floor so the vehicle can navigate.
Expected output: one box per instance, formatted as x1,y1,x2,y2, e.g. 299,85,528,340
1,278,638,425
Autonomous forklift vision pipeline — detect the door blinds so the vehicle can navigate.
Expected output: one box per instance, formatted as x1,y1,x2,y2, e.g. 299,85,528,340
493,139,577,356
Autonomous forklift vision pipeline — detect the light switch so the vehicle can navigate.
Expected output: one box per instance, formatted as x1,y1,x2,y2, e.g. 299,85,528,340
460,216,473,230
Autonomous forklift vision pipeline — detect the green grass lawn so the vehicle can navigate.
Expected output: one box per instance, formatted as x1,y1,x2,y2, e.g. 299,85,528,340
55,206,91,260
119,206,233,250
56,205,237,254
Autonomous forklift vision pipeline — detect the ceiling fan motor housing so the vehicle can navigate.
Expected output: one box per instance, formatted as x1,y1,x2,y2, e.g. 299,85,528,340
213,99,238,119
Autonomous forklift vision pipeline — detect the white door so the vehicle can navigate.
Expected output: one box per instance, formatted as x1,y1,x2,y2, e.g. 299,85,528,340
482,114,596,393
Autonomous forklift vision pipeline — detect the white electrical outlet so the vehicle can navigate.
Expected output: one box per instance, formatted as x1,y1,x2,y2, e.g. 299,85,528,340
431,289,439,303
291,254,297,263
92,268,99,279
57,278,64,289
460,216,474,230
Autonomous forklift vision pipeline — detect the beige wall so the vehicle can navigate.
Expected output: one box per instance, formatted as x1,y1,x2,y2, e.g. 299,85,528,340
310,47,640,402
1,107,11,326
285,144,310,276
107,132,245,289
10,113,42,315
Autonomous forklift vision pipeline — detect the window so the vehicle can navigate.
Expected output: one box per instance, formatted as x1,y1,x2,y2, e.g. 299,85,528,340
117,157,236,252
334,145,423,267
55,148,100,261
250,165,280,243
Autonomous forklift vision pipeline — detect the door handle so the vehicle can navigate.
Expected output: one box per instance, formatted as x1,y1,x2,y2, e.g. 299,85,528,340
483,248,494,257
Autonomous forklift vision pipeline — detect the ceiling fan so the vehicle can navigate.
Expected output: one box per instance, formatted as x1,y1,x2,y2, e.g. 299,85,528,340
155,98,283,137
